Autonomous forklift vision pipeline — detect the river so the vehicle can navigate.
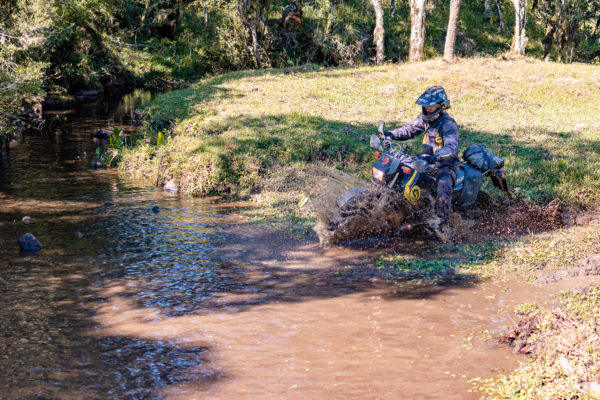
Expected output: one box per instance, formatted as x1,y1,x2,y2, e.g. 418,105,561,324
0,90,555,399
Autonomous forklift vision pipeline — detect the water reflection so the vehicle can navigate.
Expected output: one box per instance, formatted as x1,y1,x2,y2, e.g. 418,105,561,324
0,89,223,399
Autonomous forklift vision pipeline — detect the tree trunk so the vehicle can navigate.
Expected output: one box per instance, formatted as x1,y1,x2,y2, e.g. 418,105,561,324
495,0,505,32
238,0,263,69
541,23,555,61
566,40,575,63
327,0,337,34
409,0,427,62
444,0,461,61
484,0,493,22
391,0,396,17
204,7,208,25
250,23,261,68
511,0,527,55
371,0,385,65
557,37,565,62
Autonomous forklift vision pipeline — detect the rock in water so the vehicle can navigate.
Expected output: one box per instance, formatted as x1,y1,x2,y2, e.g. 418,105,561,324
95,129,112,138
152,206,160,213
18,233,42,251
163,179,178,193
22,216,32,224
76,89,103,99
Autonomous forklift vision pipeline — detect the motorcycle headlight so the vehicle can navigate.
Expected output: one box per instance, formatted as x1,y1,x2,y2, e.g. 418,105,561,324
372,167,385,182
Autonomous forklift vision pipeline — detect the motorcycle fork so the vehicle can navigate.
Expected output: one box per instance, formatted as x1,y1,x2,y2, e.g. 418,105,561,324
388,172,400,189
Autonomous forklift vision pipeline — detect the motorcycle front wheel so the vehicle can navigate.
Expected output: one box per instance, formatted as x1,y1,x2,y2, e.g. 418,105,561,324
314,185,409,246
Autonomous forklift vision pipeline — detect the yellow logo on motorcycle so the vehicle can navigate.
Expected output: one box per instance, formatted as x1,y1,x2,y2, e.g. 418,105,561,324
405,185,421,205
404,170,421,205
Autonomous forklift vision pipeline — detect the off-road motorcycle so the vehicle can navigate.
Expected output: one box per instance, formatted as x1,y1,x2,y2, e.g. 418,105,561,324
314,121,509,245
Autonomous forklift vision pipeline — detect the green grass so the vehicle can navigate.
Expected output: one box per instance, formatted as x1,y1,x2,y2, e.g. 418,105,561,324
122,57,600,207
375,240,502,275
372,227,600,280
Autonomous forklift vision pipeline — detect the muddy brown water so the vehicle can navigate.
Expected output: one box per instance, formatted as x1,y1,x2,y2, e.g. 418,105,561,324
0,91,576,399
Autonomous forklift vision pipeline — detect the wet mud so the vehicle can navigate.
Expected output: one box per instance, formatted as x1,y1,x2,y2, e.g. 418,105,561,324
535,252,600,284
311,165,567,248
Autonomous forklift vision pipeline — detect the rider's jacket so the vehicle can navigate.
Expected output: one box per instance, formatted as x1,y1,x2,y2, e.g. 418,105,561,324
388,112,460,170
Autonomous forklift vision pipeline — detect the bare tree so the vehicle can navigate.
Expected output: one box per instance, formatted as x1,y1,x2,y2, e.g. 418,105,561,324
238,0,268,68
371,0,384,65
391,0,396,17
495,0,506,31
484,0,493,21
511,0,528,54
444,0,462,60
485,0,506,30
409,0,427,61
327,0,338,34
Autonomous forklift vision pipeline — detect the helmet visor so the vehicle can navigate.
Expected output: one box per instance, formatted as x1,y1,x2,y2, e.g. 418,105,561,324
423,104,440,115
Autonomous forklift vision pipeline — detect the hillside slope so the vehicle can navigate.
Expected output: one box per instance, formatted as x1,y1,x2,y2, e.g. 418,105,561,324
122,56,600,208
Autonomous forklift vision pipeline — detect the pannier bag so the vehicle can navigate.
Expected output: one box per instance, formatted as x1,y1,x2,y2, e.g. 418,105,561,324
462,144,504,172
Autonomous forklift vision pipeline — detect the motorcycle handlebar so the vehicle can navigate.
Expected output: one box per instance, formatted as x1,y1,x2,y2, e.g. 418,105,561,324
377,136,410,158
375,121,410,158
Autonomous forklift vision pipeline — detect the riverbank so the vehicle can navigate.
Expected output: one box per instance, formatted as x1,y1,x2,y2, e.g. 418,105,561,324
119,56,600,399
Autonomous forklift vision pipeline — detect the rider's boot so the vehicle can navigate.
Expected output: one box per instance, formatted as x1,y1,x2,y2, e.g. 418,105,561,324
425,214,451,243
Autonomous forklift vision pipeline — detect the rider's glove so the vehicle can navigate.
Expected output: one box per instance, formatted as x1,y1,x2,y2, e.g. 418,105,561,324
423,155,437,164
434,148,453,161
382,130,393,138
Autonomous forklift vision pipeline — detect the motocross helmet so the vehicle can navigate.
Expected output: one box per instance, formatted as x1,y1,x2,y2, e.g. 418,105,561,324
416,86,451,122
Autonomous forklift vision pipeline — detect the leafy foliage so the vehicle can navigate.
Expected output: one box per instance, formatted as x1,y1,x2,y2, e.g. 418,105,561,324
3,0,600,140
101,126,140,167
0,0,49,139
109,126,124,149
533,0,600,62
156,131,167,146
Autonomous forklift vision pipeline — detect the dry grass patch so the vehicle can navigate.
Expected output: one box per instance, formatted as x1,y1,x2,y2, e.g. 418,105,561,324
477,287,600,400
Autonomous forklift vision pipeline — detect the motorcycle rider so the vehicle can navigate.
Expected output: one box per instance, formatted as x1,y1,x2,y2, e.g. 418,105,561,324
383,86,459,241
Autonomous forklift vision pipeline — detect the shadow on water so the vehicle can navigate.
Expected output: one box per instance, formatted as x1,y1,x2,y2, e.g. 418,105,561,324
0,182,482,400
0,89,219,399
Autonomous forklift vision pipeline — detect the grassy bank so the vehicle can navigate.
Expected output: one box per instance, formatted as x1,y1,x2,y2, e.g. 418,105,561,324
122,56,600,207
474,286,600,399
119,55,600,282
